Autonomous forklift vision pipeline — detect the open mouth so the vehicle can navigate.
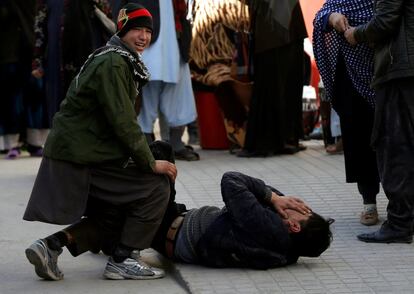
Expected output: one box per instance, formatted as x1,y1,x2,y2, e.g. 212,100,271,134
134,42,145,51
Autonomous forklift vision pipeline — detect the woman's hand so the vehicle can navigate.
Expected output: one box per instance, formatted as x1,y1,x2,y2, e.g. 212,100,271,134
270,192,312,219
344,27,357,45
153,160,177,182
329,12,349,33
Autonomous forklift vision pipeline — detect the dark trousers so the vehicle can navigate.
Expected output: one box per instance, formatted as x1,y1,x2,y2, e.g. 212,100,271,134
88,164,170,249
65,141,176,256
332,59,380,204
244,40,304,154
373,78,414,232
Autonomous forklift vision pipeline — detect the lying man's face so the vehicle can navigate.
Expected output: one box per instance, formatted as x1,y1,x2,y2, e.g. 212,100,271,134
282,208,312,233
283,210,334,257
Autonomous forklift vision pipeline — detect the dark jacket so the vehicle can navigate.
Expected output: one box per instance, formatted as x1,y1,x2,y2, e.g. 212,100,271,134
354,0,414,87
24,37,156,225
253,3,307,53
196,172,297,269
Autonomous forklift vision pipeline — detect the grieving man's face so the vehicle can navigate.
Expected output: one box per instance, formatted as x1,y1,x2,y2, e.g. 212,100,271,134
121,27,152,53
282,209,311,233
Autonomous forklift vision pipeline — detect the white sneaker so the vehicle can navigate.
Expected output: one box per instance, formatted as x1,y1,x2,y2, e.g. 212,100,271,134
25,239,63,281
130,250,165,278
103,255,165,280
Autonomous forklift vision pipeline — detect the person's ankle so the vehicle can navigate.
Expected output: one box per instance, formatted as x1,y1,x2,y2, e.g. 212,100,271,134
363,204,377,213
112,244,134,263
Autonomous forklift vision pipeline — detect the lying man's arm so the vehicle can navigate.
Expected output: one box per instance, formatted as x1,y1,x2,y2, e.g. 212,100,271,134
221,171,310,220
218,172,310,268
220,171,309,239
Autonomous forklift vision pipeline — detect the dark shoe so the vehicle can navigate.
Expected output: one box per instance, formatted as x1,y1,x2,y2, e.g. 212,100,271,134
174,147,200,161
30,148,43,157
184,145,194,151
229,143,242,155
236,149,269,158
280,144,300,154
357,223,412,243
27,144,44,157
298,143,307,151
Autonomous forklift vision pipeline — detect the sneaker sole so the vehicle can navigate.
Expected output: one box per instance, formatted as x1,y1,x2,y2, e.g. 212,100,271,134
360,220,379,226
103,271,165,280
25,248,63,281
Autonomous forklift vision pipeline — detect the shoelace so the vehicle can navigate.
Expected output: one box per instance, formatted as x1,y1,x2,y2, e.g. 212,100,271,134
124,259,151,271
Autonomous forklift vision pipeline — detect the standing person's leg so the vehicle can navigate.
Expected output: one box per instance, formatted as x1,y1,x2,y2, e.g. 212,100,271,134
138,81,163,144
352,93,380,225
24,158,94,281
158,111,170,141
186,120,200,145
24,73,50,157
1,63,25,159
283,40,305,150
357,181,380,225
339,104,380,225
25,215,105,281
160,61,199,161
332,59,380,225
241,48,286,156
88,164,170,279
358,79,414,243
325,108,343,154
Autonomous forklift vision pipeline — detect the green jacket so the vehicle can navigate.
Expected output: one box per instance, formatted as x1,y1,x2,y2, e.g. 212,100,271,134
44,46,155,172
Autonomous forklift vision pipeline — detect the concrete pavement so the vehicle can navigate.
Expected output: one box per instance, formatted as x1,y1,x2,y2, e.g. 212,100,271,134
1,140,414,293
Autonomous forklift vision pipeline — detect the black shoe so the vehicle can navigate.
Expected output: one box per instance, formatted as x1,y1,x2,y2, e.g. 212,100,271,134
174,147,200,161
357,223,413,244
236,149,269,158
279,145,300,155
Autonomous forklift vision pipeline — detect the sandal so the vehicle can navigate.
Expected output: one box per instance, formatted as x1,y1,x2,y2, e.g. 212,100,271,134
326,138,343,154
360,209,379,226
5,148,21,159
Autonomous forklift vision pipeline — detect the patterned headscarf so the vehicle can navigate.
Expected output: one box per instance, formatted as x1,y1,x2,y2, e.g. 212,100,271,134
313,0,375,107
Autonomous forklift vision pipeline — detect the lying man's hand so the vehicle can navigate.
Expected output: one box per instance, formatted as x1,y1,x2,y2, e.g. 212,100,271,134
270,192,312,219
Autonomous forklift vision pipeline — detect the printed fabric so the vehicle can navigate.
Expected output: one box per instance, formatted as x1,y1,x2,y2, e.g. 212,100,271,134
313,0,375,107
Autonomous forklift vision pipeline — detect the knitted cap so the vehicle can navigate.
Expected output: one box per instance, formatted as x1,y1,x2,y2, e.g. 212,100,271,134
117,3,153,37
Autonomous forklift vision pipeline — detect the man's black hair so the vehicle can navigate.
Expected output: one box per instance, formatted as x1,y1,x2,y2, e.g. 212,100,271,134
289,212,333,257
